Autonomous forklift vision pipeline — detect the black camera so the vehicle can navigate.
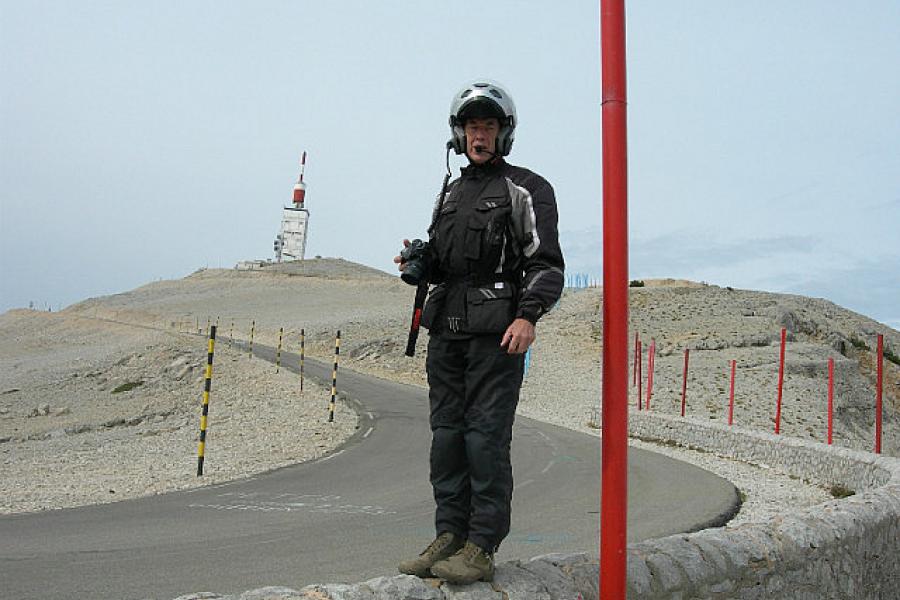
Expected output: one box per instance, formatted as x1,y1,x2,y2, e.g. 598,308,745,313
400,239,431,286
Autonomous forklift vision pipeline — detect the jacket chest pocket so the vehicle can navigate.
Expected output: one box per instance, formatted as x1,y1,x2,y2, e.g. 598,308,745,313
433,202,458,264
464,196,510,261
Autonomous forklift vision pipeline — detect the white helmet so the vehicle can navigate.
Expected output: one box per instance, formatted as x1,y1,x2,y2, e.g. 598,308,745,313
448,80,517,156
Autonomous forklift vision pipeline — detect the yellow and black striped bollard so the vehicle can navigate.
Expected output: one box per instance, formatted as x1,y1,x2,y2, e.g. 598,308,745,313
197,326,217,476
276,327,284,373
329,330,340,422
249,320,255,359
300,328,305,394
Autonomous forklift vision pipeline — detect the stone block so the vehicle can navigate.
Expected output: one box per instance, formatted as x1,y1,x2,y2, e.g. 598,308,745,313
440,581,498,599
361,575,443,599
521,555,582,599
644,550,685,593
490,562,552,600
235,588,308,600
300,583,375,600
624,549,652,596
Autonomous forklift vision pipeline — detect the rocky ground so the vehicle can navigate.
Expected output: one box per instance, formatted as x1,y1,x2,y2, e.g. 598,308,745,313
0,307,356,514
2,258,898,523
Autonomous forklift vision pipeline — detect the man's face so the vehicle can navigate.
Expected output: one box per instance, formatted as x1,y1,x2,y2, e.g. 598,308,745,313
465,117,500,164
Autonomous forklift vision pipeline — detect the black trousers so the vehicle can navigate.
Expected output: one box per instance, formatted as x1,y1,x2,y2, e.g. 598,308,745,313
426,333,525,553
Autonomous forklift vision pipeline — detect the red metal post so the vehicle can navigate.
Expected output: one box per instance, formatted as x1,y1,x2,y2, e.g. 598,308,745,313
827,357,834,445
646,339,655,410
681,349,689,417
775,327,786,434
632,331,639,387
728,360,736,426
636,340,642,410
875,334,883,454
600,0,629,596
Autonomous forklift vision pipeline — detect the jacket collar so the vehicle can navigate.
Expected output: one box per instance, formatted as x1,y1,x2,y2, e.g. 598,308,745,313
461,157,506,179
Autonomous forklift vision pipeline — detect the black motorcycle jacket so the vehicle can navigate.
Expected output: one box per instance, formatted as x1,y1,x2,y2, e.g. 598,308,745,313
420,158,565,335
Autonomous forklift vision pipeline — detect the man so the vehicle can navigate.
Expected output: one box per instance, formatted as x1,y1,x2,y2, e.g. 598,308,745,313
395,80,564,584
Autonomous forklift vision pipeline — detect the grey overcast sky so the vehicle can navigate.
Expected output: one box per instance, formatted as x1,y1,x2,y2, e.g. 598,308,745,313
1,1,898,327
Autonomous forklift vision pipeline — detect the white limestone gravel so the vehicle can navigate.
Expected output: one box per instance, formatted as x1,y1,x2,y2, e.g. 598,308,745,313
0,309,356,514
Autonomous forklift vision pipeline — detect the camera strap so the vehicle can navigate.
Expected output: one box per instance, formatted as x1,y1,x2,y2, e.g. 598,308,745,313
407,148,453,357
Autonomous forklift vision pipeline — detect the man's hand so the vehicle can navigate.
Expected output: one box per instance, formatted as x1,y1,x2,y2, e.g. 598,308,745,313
500,318,535,354
393,239,411,272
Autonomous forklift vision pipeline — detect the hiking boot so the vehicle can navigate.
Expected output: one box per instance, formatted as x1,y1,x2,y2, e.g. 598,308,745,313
398,531,465,578
430,540,494,584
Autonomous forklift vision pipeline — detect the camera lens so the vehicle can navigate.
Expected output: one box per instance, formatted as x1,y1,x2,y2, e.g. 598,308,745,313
401,261,425,286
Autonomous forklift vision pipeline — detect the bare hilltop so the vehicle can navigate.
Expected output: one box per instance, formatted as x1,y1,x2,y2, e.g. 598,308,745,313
1,258,897,514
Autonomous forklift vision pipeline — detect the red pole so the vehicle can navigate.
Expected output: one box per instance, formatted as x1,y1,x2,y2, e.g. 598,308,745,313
875,334,883,454
646,338,655,409
681,349,689,417
827,357,834,445
632,331,639,387
600,0,629,595
636,339,642,410
728,360,736,426
775,327,786,434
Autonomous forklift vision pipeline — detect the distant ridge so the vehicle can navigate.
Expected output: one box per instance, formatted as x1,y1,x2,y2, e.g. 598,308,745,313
194,258,395,281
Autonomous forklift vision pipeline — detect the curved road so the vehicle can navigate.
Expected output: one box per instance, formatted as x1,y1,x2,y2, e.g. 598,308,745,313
1,341,739,600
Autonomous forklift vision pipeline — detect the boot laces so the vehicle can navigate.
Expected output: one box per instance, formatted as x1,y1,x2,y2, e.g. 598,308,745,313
423,532,453,556
462,541,484,561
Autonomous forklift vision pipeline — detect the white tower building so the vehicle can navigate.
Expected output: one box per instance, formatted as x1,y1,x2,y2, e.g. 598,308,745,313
275,152,310,262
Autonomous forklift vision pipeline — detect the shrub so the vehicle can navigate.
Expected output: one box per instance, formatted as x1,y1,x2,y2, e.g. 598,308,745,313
884,346,900,367
849,336,869,351
112,380,144,394
829,484,855,499
629,279,645,288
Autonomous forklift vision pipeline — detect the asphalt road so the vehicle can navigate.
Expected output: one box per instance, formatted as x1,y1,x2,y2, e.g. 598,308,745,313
1,340,739,600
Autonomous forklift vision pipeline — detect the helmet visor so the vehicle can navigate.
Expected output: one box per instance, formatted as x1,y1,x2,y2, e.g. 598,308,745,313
457,98,505,123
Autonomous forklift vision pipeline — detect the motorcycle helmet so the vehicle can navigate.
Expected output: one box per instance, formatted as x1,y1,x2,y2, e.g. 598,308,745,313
448,80,517,156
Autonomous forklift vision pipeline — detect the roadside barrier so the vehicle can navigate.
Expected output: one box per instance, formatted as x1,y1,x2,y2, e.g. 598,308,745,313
775,327,786,434
300,328,305,393
727,359,736,425
627,326,891,450
248,320,255,359
197,326,217,476
276,327,284,373
328,330,340,422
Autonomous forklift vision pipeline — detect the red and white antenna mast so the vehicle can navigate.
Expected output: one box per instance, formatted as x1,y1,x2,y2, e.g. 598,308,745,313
292,151,308,206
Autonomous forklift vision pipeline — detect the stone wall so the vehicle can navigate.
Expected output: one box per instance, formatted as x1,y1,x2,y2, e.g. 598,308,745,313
174,412,900,600
604,412,900,599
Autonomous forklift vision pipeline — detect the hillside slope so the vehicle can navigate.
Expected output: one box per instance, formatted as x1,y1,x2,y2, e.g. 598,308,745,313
61,259,899,454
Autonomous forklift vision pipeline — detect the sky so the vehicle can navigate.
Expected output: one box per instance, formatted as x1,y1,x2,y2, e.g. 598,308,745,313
1,1,898,328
